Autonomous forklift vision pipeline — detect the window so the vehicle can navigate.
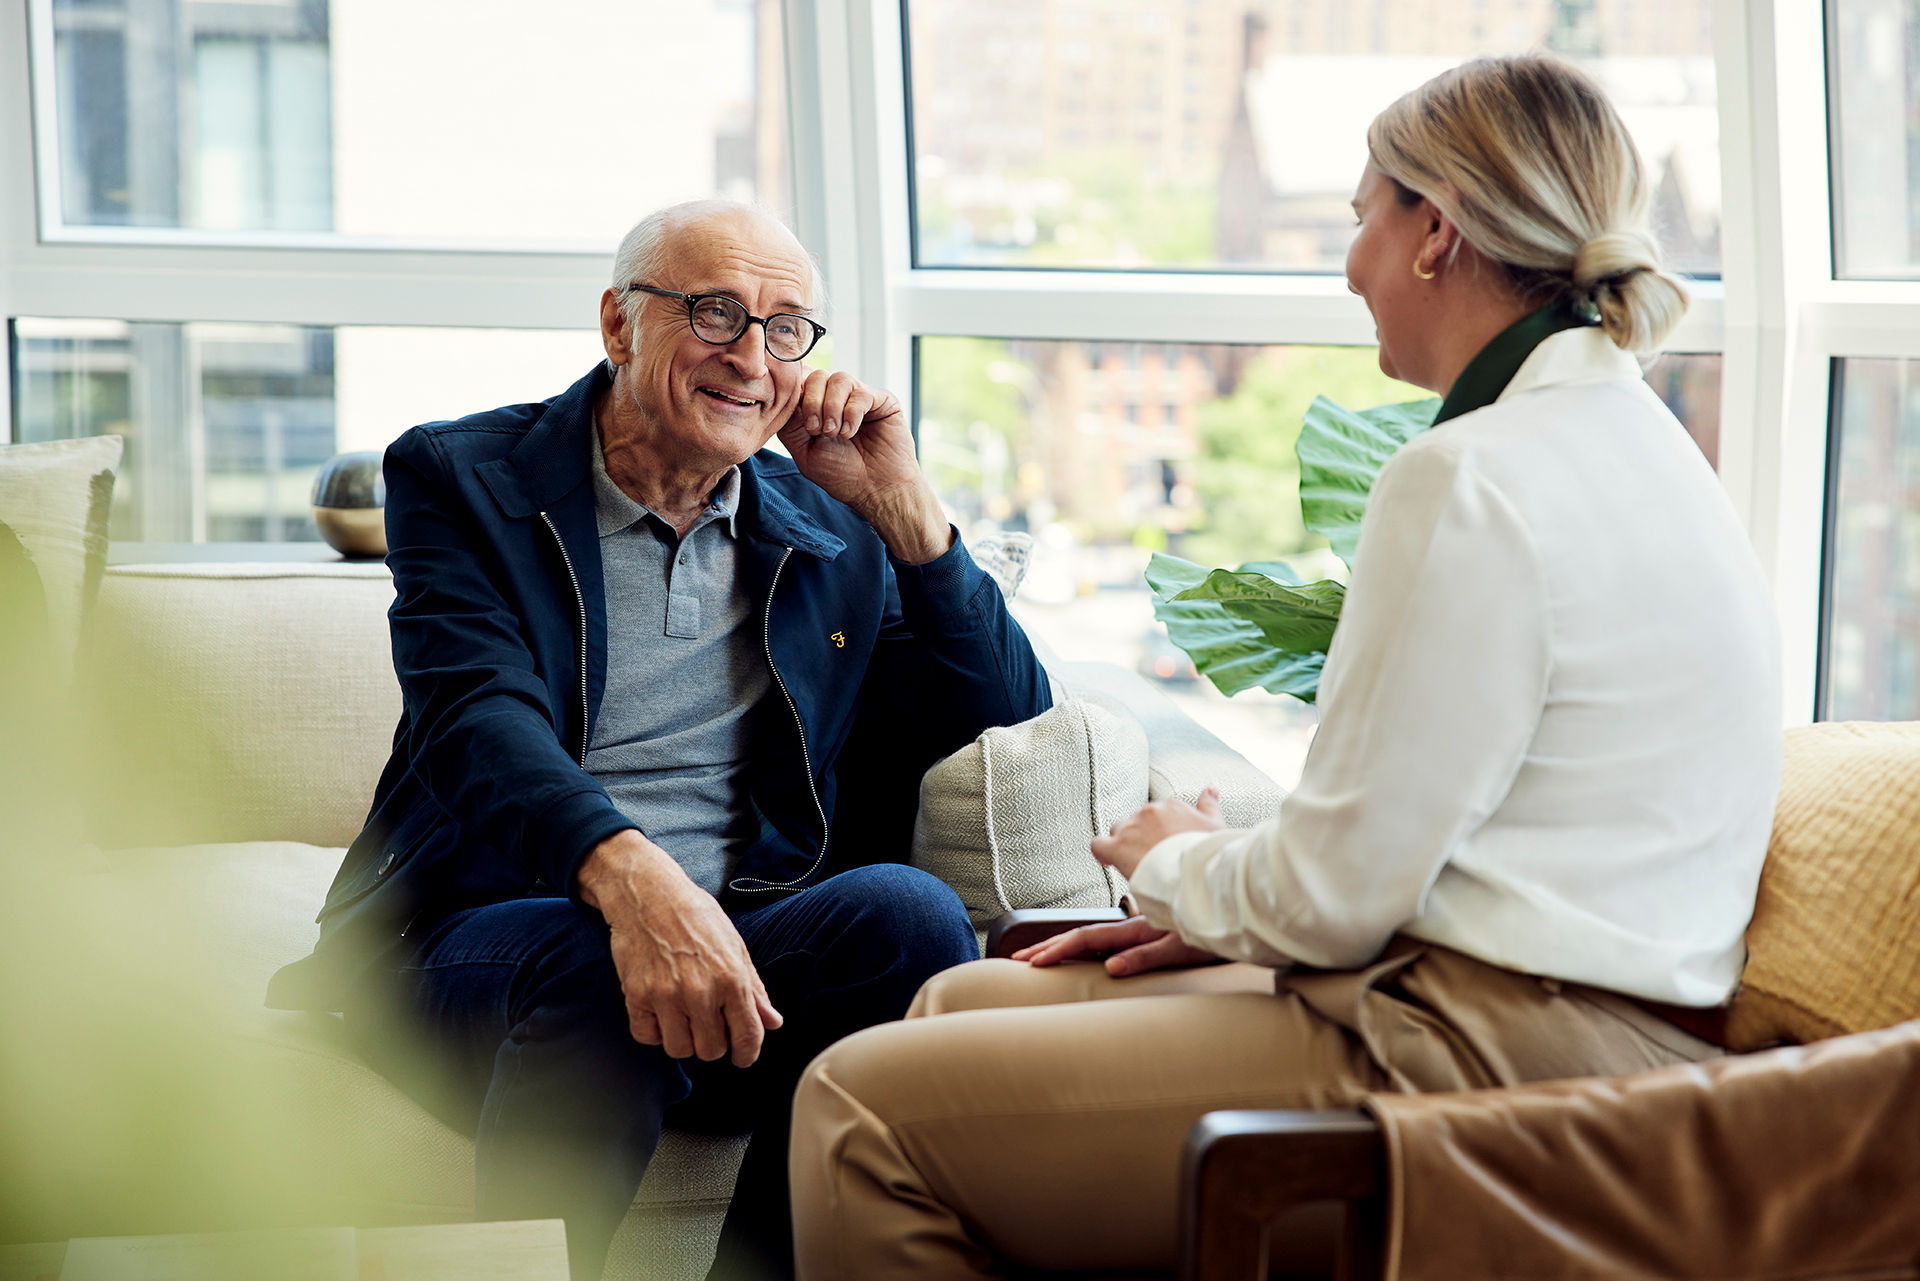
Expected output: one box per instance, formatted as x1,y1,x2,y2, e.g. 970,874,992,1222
893,0,1737,764
1828,0,1920,279
49,0,331,232
16,0,790,551
39,0,790,246
1815,0,1920,720
14,319,603,542
906,0,1720,275
1822,360,1920,720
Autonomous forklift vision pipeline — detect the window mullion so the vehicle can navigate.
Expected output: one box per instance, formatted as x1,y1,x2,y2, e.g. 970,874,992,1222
1713,0,1834,724
793,0,912,400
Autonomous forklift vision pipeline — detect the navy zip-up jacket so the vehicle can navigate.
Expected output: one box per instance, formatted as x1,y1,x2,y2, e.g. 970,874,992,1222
268,364,1051,1011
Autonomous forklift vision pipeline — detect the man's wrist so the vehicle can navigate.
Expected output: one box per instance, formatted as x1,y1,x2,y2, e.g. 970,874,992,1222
576,828,678,913
857,482,952,565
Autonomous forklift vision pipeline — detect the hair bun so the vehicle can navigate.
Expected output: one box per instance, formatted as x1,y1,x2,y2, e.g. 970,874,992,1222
1576,228,1687,354
1572,230,1659,291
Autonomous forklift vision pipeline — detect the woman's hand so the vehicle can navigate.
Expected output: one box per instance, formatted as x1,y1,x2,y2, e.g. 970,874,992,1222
1090,787,1224,879
1011,914,1221,977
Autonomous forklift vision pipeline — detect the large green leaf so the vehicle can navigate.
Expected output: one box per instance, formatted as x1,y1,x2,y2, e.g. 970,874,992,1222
1143,552,1213,599
1296,395,1440,567
1148,393,1431,705
1146,554,1342,702
1145,553,1308,597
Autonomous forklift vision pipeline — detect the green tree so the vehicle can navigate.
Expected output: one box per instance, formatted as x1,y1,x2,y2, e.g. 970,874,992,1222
915,337,1030,519
1025,149,1220,267
1183,347,1422,568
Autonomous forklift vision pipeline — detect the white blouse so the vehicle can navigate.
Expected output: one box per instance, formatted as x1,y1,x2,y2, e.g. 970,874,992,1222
1130,326,1781,1007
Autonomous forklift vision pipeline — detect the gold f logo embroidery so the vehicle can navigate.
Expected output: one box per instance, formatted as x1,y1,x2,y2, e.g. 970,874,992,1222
830,631,846,648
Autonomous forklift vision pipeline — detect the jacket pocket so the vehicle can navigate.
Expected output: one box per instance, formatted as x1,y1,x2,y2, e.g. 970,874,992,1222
318,799,439,922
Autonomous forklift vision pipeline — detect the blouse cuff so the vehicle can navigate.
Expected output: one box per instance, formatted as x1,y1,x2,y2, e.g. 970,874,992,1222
1127,830,1213,929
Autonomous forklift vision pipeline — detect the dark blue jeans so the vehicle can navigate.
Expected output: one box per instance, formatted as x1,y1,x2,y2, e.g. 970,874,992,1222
342,864,978,1281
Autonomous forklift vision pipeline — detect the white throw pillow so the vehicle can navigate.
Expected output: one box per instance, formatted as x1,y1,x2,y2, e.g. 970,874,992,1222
910,698,1147,944
1,435,122,860
966,529,1033,600
0,435,122,688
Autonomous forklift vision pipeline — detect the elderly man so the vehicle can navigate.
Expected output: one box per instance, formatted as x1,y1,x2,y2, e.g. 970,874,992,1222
267,199,1051,1281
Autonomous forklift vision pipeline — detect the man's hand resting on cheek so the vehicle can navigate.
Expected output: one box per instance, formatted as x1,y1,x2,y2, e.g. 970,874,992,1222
777,368,952,565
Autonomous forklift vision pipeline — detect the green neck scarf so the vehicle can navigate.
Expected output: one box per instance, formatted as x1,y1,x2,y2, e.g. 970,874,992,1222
1431,301,1599,426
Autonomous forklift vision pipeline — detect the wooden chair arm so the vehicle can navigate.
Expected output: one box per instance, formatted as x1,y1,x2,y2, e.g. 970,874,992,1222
982,907,1129,958
1180,1109,1387,1281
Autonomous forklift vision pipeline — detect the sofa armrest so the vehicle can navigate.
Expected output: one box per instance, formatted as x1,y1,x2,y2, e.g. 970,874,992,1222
983,907,1129,959
1180,1109,1385,1281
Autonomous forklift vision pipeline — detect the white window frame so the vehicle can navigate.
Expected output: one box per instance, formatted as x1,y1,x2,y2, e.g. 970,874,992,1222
0,0,1911,723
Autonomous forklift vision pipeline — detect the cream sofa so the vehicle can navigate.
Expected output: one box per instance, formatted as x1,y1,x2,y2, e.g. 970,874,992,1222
58,559,1282,1280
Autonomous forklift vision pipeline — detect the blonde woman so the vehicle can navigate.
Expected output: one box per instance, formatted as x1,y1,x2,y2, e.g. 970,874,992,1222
787,55,1780,1280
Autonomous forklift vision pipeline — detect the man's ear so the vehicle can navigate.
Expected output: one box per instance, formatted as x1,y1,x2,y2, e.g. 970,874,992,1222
599,288,632,366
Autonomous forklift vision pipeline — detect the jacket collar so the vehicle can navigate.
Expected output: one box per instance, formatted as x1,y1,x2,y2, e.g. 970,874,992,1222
737,460,846,561
1498,324,1644,404
476,363,606,519
476,362,845,561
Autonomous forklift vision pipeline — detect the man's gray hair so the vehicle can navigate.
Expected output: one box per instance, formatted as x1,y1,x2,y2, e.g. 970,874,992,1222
609,199,827,342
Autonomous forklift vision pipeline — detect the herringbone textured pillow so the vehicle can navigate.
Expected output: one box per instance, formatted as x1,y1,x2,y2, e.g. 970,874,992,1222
1725,721,1920,1050
910,699,1147,946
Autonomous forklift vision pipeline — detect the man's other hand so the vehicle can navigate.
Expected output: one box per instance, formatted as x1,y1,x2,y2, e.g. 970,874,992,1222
576,830,783,1068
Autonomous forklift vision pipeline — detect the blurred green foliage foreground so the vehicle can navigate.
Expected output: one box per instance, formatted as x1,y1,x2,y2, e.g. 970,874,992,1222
0,549,378,1251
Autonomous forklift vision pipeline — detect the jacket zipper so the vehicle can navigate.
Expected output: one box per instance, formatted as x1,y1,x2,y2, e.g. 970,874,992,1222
538,511,590,766
733,546,830,892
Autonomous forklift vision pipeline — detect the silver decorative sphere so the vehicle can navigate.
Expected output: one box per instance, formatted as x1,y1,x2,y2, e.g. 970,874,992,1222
311,450,388,558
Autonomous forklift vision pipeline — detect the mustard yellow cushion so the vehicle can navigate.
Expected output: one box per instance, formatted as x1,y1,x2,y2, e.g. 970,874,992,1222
1726,721,1920,1050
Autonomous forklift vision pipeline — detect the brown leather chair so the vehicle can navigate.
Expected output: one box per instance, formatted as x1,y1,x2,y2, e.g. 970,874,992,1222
1179,1018,1920,1281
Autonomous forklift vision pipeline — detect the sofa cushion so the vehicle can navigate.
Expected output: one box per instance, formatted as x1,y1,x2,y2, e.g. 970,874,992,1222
85,563,400,849
1726,721,1920,1050
911,699,1145,940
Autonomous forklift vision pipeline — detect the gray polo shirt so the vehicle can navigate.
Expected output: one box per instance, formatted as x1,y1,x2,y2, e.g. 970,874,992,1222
584,430,770,894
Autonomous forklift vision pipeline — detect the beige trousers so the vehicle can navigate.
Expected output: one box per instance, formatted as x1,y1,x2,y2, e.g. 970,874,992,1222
788,942,1717,1281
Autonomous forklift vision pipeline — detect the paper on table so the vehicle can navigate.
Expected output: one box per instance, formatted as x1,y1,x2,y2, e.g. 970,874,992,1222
59,1228,355,1281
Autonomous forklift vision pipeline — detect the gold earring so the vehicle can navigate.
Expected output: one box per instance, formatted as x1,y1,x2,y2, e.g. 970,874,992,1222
1413,255,1436,281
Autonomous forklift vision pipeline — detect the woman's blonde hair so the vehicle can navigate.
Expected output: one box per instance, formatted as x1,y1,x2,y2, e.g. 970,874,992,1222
1367,54,1687,354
